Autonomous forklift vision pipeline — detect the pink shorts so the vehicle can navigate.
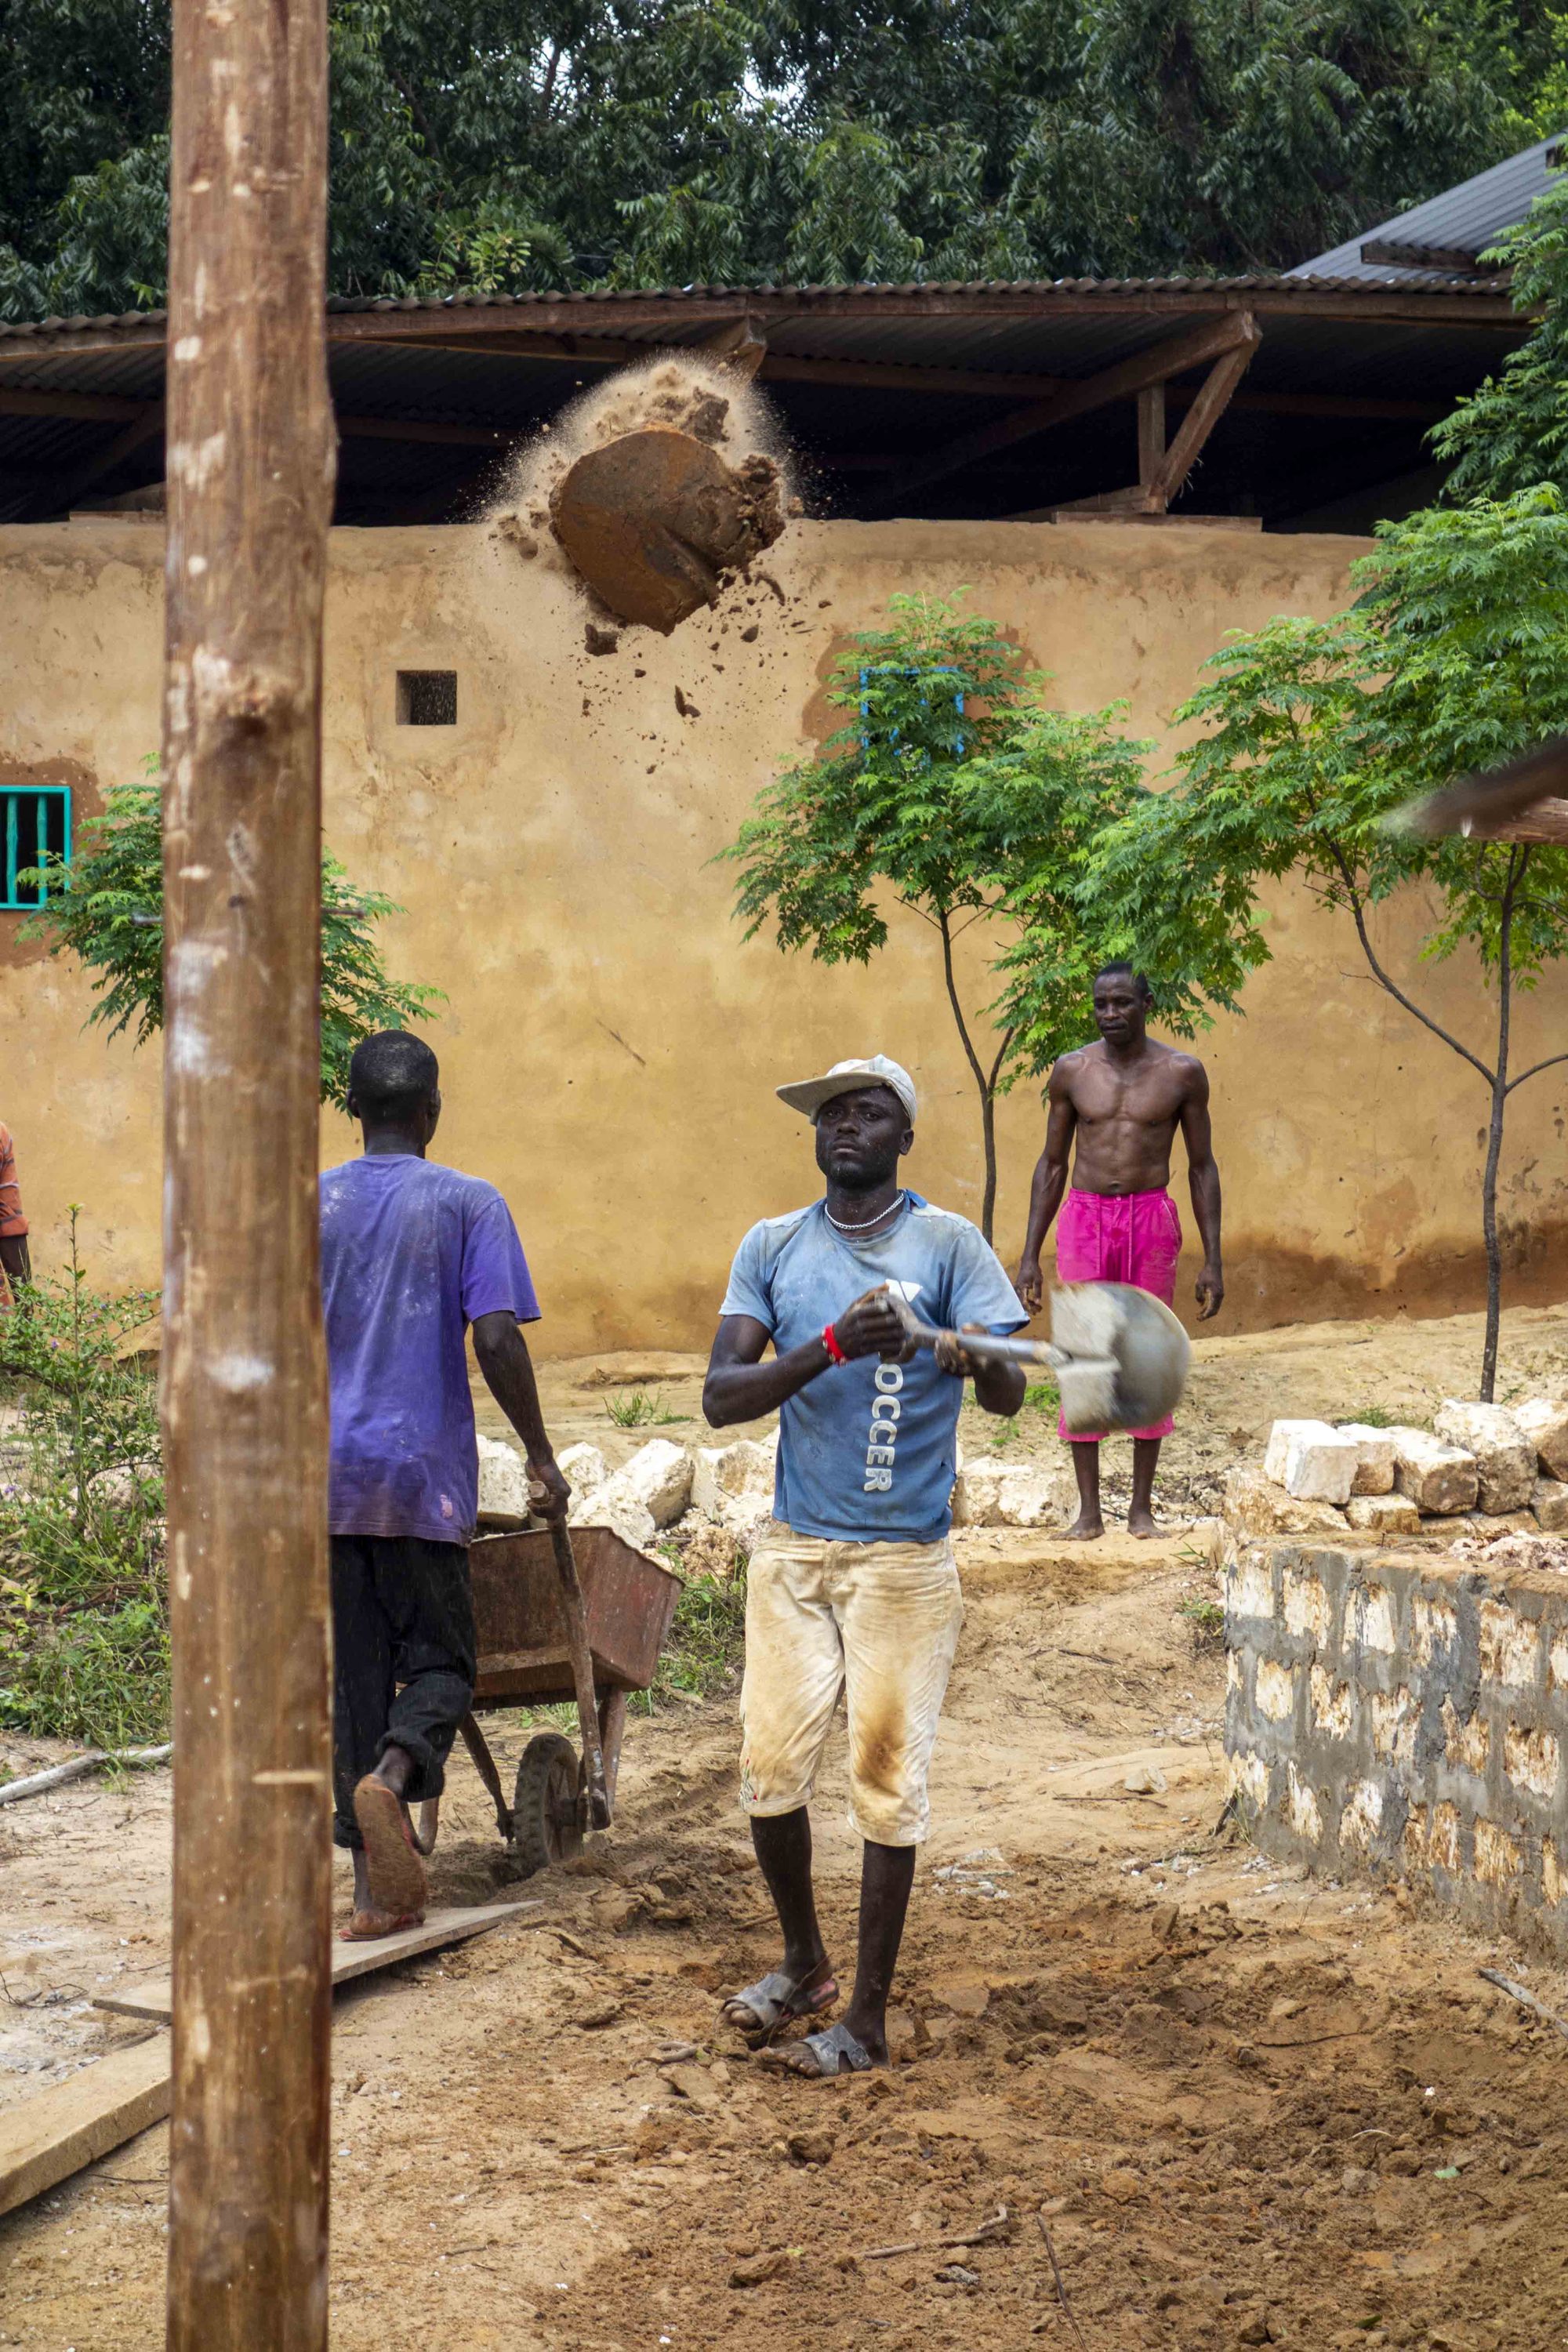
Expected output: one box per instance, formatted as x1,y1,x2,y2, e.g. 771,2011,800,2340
1055,1186,1181,1443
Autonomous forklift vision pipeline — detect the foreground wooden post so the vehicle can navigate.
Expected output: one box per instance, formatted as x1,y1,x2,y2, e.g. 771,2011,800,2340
162,0,336,2335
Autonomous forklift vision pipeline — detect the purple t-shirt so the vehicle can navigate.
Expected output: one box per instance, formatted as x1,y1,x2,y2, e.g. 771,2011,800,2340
320,1155,539,1544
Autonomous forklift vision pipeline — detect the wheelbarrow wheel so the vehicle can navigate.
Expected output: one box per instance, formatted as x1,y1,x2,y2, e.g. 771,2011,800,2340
512,1731,584,1877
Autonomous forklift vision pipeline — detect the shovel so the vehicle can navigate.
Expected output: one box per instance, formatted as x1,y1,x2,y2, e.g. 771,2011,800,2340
887,1281,1191,1435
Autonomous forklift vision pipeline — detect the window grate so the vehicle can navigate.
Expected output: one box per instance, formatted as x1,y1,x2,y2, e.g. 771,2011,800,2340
1,785,71,910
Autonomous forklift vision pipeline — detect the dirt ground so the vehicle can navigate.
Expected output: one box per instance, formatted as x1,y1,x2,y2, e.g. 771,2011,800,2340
6,1303,1568,2351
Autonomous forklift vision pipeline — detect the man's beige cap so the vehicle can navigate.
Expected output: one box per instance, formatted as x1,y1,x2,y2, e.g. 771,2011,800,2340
775,1054,917,1127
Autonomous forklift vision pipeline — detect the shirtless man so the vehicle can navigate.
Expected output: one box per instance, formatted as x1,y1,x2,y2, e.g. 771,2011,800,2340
1014,964,1222,1540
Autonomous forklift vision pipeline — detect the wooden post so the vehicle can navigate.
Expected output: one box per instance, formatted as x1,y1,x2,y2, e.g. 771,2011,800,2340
1136,384,1166,499
162,0,336,2335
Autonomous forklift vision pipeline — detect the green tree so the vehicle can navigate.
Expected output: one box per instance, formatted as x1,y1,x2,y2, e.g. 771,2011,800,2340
1091,488,1568,1399
1,0,1559,317
20,770,441,1109
719,591,1149,1240
1434,171,1568,503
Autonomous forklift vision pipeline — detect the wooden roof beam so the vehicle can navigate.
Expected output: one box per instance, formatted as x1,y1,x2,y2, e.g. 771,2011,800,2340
864,310,1260,510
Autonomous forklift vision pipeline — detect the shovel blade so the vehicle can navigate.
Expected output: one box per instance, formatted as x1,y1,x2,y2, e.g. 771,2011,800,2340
1050,1282,1190,1434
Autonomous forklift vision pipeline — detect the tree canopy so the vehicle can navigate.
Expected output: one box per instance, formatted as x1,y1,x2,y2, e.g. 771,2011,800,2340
18,771,443,1109
720,590,1153,1240
1434,171,1568,502
1082,487,1568,1396
2,0,1564,319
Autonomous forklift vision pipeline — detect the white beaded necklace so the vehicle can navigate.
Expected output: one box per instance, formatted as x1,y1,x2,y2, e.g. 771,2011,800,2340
824,1191,906,1236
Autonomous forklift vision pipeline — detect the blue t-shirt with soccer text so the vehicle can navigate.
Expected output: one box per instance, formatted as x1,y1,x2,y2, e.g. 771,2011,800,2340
719,1192,1026,1544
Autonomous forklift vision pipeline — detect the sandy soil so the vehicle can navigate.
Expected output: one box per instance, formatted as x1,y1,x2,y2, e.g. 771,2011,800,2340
5,1303,1568,2350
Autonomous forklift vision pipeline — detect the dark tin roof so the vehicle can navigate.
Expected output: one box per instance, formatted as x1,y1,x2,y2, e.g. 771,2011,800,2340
1293,133,1566,285
0,274,1528,527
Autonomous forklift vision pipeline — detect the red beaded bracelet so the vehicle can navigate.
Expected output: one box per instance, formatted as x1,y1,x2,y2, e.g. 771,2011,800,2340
821,1321,848,1366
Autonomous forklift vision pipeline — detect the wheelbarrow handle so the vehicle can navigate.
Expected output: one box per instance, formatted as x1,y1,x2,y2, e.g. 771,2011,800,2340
546,1518,612,1831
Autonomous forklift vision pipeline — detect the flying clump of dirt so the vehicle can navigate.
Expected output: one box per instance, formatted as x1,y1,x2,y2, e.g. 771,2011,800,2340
486,356,793,637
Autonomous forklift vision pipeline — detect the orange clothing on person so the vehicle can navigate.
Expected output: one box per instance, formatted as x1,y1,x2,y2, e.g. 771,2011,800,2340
0,1124,24,1238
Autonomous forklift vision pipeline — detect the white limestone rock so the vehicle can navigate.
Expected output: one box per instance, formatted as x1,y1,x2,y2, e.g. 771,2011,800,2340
557,1440,609,1498
85,1460,161,1511
1433,1400,1534,1514
1279,1428,1363,1505
1515,1397,1568,1482
956,1460,1073,1529
574,1488,658,1553
1223,1466,1349,1540
594,1437,692,1530
1532,1476,1568,1534
1345,1492,1421,1537
1263,1419,1336,1485
1388,1427,1480,1516
691,1435,777,1523
476,1434,534,1527
1334,1425,1398,1495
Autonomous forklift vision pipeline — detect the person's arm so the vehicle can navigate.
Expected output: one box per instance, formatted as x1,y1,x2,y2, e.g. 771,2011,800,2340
702,1288,914,1429
1179,1064,1224,1320
934,1325,1026,1416
471,1310,570,1518
0,1234,30,1290
1015,1062,1078,1312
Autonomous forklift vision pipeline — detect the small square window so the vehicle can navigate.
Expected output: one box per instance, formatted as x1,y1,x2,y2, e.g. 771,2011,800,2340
396,670,458,726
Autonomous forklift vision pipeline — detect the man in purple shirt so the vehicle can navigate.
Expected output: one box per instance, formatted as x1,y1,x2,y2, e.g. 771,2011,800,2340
321,1031,569,1937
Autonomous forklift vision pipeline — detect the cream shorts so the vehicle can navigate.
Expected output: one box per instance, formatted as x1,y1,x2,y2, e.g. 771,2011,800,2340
739,1519,964,1847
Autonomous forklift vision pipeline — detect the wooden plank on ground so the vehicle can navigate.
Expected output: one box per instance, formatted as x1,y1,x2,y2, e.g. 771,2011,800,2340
0,2035,172,2218
93,1900,539,2024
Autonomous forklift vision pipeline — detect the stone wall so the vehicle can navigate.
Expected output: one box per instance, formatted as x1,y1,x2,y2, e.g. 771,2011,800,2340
1225,1537,1568,1953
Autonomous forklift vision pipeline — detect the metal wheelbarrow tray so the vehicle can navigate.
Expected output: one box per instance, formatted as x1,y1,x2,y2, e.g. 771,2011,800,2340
419,1523,681,1878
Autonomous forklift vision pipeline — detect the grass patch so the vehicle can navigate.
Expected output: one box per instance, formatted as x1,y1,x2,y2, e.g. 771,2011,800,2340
1023,1377,1060,1415
1344,1404,1397,1428
604,1390,691,1429
1178,1595,1225,1653
641,1566,747,1711
0,1215,166,1745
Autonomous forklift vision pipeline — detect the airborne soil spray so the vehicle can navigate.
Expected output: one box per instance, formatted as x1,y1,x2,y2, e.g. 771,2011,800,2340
482,354,797,640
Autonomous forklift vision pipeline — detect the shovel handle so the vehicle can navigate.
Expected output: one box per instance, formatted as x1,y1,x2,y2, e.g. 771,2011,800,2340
546,1519,612,1831
887,1291,1062,1371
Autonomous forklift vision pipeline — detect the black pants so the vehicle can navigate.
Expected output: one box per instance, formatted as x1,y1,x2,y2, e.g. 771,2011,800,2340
331,1534,477,1850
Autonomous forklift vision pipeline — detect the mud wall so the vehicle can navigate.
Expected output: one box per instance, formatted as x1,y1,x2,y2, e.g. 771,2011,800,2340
2,515,1566,1352
1225,1537,1568,1953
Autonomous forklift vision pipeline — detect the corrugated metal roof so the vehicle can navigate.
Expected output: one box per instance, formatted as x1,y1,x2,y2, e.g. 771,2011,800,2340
0,267,1513,352
1290,134,1566,284
0,271,1530,527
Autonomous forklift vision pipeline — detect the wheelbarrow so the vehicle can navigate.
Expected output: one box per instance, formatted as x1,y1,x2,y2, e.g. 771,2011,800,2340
416,1521,681,1876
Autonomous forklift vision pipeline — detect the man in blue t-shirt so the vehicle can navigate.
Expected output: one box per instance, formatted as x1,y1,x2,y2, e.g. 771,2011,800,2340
321,1031,568,1939
704,1054,1027,2079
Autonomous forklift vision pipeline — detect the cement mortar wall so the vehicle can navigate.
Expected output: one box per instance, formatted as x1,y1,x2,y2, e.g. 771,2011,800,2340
3,516,1566,1353
1226,1538,1568,1955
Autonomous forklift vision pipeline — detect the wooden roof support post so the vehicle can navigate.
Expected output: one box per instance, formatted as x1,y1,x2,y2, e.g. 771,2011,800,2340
1142,333,1259,510
1137,384,1166,502
162,0,336,2335
864,309,1259,512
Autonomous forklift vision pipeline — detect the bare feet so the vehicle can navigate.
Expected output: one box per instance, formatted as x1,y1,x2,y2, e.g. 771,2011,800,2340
1060,1512,1105,1541
339,1907,422,1942
352,1775,427,1922
1127,1505,1163,1539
